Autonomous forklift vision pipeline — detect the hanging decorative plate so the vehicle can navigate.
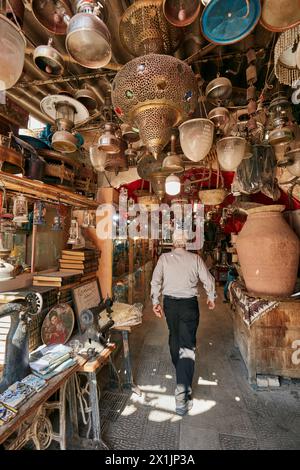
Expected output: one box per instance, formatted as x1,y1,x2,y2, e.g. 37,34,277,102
201,0,261,45
41,303,75,346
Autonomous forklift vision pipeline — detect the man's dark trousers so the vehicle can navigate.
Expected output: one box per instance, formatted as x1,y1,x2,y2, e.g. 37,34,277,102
163,296,199,405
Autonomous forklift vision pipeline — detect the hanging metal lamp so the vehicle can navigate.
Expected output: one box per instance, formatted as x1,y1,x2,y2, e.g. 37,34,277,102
40,95,89,153
112,54,198,159
119,0,182,56
65,0,112,69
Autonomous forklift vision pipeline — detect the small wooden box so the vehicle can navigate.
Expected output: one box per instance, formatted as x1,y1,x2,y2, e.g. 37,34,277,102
232,300,300,384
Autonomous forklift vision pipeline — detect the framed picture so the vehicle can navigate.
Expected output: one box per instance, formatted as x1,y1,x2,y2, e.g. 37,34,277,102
72,279,103,334
41,303,75,345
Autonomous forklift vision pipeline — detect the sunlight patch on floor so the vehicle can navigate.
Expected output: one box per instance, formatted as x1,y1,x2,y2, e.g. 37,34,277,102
121,404,138,416
197,377,218,386
187,399,217,416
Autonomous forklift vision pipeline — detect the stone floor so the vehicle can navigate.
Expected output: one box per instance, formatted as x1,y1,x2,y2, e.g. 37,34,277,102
97,288,300,450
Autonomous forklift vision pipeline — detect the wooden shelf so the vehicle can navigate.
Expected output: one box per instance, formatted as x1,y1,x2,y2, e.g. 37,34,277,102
0,171,98,208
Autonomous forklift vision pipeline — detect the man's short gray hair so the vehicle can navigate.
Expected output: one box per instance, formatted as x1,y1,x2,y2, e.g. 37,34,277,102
172,229,189,248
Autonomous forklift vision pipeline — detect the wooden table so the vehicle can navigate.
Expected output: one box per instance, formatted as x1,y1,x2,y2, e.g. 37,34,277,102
69,344,116,450
0,360,84,450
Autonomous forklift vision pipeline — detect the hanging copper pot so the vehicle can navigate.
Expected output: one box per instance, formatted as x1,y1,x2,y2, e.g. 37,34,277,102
162,153,184,174
205,77,232,103
98,123,121,154
104,141,128,174
65,2,112,69
260,0,300,32
121,124,140,143
75,88,98,112
163,0,201,27
51,130,78,153
31,0,73,35
268,127,294,146
150,170,169,201
208,107,230,131
33,39,64,76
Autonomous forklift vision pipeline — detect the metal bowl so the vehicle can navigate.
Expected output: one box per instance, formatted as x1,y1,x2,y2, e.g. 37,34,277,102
269,127,294,146
205,77,232,103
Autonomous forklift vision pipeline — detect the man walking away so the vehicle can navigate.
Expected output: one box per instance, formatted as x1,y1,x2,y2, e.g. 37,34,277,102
151,230,216,416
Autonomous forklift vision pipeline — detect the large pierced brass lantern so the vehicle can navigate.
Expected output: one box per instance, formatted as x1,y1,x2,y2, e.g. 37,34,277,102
119,0,182,56
112,54,198,158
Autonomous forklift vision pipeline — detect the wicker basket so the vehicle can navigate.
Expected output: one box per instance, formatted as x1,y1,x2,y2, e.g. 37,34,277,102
198,188,228,205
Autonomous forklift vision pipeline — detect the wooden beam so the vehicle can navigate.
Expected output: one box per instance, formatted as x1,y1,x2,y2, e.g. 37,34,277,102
0,171,98,209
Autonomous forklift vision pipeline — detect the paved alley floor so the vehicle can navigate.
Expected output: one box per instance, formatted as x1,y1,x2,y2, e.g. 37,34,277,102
99,289,300,450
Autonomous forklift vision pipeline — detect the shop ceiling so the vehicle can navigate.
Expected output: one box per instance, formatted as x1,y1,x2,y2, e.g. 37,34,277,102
7,1,276,130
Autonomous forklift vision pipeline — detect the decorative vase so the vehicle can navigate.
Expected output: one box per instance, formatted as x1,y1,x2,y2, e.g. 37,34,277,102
236,205,299,297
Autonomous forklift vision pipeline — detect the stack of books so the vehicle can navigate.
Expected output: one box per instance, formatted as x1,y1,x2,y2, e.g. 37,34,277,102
0,375,48,423
0,381,35,410
0,401,17,425
21,374,48,393
29,344,76,380
59,249,100,278
32,271,82,288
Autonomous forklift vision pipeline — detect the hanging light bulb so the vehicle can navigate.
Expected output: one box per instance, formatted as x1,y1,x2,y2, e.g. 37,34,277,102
165,174,181,196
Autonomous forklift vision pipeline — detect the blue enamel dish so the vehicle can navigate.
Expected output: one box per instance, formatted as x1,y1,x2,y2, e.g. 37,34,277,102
201,0,261,45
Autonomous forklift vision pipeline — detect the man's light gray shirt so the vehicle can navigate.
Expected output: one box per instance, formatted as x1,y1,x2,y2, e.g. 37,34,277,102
150,248,216,305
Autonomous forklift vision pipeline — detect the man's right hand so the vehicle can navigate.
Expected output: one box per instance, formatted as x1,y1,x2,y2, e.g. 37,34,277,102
153,304,164,318
207,299,215,310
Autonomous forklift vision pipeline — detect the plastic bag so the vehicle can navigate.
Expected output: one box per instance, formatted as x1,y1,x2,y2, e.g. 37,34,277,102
232,145,280,200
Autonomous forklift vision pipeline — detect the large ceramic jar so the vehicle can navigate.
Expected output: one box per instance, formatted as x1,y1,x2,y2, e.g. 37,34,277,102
236,205,299,297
